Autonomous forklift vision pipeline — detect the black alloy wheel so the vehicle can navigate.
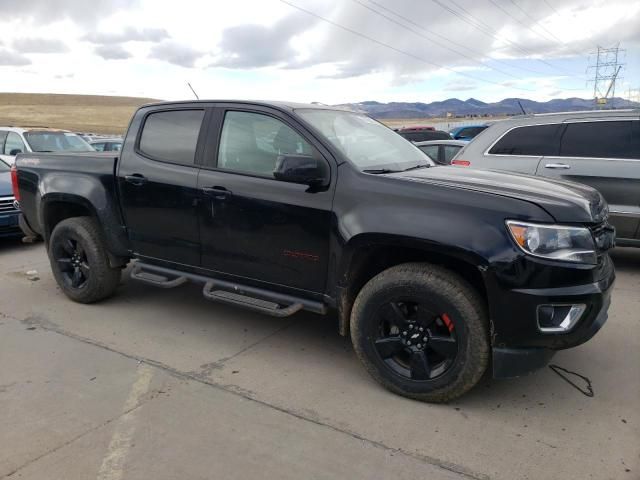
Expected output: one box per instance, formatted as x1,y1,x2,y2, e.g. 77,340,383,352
373,300,458,381
53,237,90,289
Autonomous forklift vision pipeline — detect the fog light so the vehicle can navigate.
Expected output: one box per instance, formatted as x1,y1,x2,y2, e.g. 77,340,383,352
537,304,585,333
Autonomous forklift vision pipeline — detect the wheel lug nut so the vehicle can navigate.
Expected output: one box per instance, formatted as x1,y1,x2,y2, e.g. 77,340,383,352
417,344,422,348
407,341,411,345
409,325,413,329
419,327,423,332
402,331,407,336
423,336,428,342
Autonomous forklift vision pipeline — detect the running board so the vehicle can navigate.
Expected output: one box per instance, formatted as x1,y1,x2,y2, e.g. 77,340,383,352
203,282,303,317
131,265,188,288
131,261,327,316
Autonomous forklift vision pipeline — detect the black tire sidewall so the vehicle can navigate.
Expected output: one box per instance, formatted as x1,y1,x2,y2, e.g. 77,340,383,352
351,264,488,402
48,217,119,303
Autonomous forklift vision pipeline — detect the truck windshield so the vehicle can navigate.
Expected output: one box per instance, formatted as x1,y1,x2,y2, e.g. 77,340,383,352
297,109,433,171
24,132,94,153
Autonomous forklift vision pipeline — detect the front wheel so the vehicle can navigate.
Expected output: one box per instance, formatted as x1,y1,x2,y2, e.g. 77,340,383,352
48,217,121,303
350,263,489,403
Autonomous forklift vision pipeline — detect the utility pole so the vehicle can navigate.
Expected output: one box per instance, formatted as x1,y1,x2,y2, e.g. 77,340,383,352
588,44,625,109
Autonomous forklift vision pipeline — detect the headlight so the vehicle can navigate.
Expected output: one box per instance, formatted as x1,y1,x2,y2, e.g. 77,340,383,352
506,220,597,264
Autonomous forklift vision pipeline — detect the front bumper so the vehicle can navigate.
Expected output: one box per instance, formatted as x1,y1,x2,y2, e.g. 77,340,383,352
0,211,21,238
488,254,615,378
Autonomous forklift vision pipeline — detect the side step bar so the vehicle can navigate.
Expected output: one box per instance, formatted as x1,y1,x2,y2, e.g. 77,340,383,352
203,282,303,317
131,264,188,288
130,261,326,317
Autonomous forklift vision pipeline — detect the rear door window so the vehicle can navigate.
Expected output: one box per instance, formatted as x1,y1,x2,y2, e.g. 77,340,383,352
489,124,560,156
138,109,205,165
559,121,640,159
443,145,462,163
4,132,27,155
0,131,7,153
418,145,439,162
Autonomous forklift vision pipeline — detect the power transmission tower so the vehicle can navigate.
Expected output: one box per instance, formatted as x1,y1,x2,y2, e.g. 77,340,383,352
588,44,625,108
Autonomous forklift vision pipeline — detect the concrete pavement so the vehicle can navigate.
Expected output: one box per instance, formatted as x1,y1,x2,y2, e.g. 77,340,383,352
1,238,638,479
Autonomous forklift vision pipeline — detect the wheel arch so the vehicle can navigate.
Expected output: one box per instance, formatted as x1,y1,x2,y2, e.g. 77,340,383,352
335,234,489,337
41,193,130,267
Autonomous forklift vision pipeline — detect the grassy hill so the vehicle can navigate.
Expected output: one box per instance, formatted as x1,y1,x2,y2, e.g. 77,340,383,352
0,93,161,135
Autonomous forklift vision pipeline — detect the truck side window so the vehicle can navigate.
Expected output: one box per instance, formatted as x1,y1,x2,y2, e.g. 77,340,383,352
489,124,560,156
217,111,313,177
0,131,7,153
139,109,204,165
560,121,639,159
4,132,26,155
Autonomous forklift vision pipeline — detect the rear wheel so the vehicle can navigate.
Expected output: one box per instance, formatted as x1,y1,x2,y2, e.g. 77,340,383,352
48,217,121,303
350,263,489,402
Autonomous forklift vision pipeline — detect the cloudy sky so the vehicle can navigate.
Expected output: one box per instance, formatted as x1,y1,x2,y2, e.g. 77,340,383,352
1,0,639,104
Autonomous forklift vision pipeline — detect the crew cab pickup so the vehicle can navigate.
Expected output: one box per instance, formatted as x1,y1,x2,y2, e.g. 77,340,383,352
13,101,616,402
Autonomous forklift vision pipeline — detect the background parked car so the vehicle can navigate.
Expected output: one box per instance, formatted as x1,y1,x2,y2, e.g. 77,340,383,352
89,138,123,152
449,124,489,141
0,159,21,237
415,139,467,164
452,109,640,246
396,126,451,142
0,127,94,165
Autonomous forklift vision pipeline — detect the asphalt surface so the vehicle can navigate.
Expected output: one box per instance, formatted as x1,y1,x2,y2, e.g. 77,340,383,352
1,239,638,480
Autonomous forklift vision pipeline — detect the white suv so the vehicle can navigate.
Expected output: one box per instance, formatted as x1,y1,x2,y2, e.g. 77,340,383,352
0,127,94,165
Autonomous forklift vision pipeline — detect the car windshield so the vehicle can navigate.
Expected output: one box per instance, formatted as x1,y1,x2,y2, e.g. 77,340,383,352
24,132,94,153
297,109,433,171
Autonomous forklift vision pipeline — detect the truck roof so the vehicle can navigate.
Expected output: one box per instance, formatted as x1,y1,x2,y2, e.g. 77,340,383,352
139,99,356,113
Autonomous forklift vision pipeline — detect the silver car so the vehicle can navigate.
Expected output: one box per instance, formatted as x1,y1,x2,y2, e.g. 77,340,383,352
414,139,466,165
453,110,640,246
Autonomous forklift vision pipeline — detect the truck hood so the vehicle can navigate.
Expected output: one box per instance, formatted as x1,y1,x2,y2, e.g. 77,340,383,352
391,166,607,223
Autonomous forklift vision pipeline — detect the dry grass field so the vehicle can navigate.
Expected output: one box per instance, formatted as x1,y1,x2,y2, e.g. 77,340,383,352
0,92,477,135
0,92,160,135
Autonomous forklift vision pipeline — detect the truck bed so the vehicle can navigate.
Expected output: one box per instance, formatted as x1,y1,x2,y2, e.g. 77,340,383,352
16,151,124,249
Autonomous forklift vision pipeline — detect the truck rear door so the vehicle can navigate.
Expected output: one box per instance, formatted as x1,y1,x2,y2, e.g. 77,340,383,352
117,107,206,265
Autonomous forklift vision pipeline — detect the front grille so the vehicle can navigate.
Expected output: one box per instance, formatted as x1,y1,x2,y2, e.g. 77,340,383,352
0,196,18,213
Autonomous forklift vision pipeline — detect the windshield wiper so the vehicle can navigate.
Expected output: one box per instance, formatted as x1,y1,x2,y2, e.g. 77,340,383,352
362,168,401,174
401,164,431,172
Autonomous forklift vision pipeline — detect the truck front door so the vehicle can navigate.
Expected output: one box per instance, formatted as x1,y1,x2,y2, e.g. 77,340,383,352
196,107,335,294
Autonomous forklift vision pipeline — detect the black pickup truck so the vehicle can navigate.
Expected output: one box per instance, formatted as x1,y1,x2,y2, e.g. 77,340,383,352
13,101,616,402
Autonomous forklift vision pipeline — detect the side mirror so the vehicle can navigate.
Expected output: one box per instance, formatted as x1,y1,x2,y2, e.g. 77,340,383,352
273,154,328,187
10,149,23,156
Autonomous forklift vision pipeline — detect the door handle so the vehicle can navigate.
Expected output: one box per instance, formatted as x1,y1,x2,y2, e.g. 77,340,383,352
201,186,232,200
124,174,148,185
544,163,571,169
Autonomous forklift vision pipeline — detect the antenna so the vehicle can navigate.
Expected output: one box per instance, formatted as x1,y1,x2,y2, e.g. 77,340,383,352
187,82,200,100
517,100,527,115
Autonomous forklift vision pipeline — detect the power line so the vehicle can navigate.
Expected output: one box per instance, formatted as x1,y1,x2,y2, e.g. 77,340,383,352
366,0,549,77
278,0,537,91
485,0,587,65
351,0,523,80
433,0,584,77
507,0,565,44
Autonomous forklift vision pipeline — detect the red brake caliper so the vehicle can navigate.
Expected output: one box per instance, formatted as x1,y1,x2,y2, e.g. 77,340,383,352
441,313,454,332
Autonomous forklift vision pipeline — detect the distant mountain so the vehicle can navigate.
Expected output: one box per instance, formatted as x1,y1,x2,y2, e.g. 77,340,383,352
337,97,640,119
